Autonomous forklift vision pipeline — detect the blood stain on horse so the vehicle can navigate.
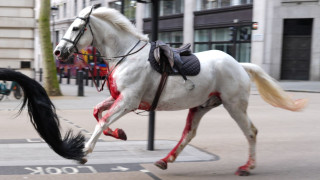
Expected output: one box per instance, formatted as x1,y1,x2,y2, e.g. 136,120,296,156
161,107,198,163
99,94,123,124
209,91,221,99
107,69,120,99
138,101,151,110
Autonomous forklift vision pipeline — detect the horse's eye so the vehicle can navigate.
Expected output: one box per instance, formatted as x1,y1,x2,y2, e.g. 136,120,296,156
72,27,80,31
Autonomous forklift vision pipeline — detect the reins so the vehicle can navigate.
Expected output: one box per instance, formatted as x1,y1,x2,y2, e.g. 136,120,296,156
76,40,148,92
59,5,148,93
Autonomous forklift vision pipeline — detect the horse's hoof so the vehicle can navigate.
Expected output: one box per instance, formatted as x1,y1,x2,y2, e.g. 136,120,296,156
154,159,167,170
235,168,250,176
78,158,88,165
117,128,127,141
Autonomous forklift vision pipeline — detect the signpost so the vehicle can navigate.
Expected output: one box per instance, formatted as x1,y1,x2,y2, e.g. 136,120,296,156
137,0,159,151
148,0,159,151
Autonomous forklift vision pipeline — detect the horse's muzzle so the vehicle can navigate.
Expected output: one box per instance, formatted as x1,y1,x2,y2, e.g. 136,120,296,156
54,46,72,61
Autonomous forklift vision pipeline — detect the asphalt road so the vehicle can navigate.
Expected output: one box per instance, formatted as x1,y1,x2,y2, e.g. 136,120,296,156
0,83,319,180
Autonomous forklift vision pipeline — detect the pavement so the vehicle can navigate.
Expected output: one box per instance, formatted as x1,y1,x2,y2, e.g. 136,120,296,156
0,79,319,179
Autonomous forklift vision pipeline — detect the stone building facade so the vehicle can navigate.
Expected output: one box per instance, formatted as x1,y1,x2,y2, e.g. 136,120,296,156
252,0,320,80
0,0,35,76
49,0,320,81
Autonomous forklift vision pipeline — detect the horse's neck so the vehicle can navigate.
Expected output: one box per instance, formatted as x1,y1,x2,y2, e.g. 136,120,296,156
90,17,140,67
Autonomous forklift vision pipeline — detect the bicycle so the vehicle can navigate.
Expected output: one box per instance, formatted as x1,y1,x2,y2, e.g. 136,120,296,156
0,80,23,101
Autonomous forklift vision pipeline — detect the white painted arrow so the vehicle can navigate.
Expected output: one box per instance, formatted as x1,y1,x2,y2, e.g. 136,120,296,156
111,166,129,172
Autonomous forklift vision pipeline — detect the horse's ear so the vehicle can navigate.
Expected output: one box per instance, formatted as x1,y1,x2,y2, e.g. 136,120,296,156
92,4,101,9
85,4,99,18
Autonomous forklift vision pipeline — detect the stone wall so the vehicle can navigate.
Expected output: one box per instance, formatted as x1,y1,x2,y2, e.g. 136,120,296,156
0,0,35,75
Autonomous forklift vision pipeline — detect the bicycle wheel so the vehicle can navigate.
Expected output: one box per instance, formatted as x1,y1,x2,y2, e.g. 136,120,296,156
13,84,22,99
0,81,6,101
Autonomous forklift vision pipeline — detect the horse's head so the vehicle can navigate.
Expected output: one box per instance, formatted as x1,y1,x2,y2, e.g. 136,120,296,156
54,6,95,61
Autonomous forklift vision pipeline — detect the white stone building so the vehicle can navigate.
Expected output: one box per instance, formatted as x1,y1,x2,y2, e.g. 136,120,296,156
0,0,35,76
48,0,320,81
252,0,320,80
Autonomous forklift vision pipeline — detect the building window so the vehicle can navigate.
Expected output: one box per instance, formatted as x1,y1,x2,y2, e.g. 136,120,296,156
109,0,136,20
158,31,183,48
63,3,67,18
54,7,60,20
21,61,31,69
74,0,78,16
82,0,86,9
160,0,183,16
109,1,121,11
145,0,184,18
55,31,59,45
194,26,251,62
196,0,252,11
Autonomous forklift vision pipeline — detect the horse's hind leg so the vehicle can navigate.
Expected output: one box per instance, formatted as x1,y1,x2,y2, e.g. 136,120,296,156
93,96,127,140
155,106,212,170
223,99,258,176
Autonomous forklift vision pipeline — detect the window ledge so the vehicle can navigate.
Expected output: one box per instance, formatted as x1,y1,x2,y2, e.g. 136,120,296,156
282,0,318,3
194,4,253,16
143,13,184,22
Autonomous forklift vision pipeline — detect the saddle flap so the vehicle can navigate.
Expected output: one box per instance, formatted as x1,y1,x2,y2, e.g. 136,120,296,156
154,47,161,64
154,41,174,68
173,43,192,56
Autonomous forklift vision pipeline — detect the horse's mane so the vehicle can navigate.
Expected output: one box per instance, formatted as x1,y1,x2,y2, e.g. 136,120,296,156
80,7,149,41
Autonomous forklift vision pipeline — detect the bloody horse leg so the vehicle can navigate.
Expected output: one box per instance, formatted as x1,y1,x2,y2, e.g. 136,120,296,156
84,94,135,157
102,128,127,140
223,101,258,176
93,96,127,140
155,106,212,170
234,123,257,176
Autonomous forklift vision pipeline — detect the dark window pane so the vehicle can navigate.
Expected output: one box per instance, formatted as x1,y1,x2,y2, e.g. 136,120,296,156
195,44,209,52
212,28,229,41
195,30,209,42
236,43,251,62
221,0,231,7
213,44,233,55
172,31,183,43
160,0,183,16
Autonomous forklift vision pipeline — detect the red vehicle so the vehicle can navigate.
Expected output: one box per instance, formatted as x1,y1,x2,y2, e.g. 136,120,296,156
56,46,108,78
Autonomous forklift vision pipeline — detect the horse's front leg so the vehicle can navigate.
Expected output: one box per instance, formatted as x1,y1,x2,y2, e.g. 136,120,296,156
93,96,127,140
83,94,137,160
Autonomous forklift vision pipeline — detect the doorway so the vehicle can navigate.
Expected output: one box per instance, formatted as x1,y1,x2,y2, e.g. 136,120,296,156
280,19,312,80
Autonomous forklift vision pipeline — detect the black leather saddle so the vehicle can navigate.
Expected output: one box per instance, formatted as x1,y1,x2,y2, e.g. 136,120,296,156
147,41,200,111
148,41,201,79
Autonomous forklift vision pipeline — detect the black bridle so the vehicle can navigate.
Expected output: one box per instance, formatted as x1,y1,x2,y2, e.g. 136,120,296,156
60,5,149,93
61,5,148,60
61,6,95,54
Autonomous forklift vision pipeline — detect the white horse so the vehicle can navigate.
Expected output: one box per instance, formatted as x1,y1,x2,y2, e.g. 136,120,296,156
54,6,307,176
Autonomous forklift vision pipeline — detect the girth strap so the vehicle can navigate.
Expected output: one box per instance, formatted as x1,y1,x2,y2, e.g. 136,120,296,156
149,72,168,111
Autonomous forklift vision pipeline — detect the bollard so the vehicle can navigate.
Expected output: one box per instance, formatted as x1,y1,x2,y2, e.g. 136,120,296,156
59,67,63,84
76,67,79,85
39,68,43,82
96,67,100,87
77,70,84,96
91,75,94,87
32,68,36,80
67,67,71,84
85,67,89,86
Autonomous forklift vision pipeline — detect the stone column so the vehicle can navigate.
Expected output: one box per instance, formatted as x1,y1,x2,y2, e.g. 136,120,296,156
135,2,145,34
183,0,195,49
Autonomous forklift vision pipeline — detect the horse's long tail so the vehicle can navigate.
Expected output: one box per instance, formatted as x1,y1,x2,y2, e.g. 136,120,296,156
0,68,85,161
241,63,307,111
